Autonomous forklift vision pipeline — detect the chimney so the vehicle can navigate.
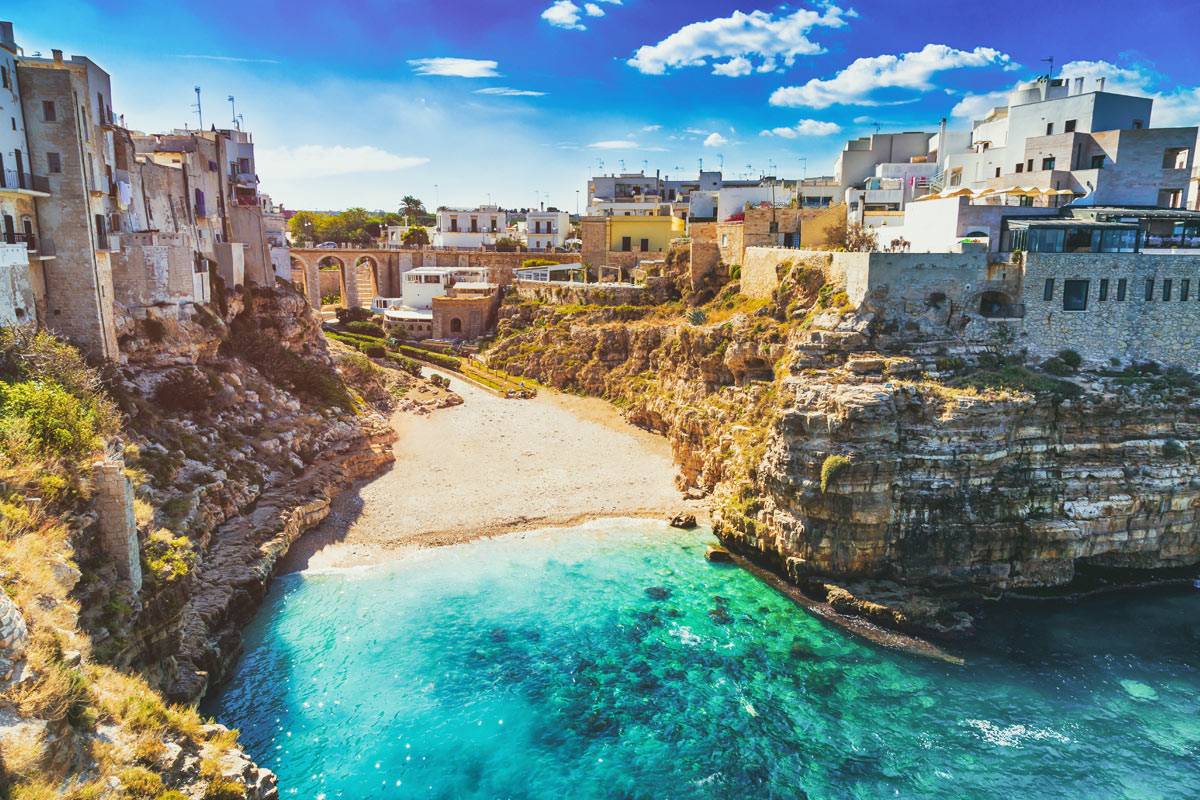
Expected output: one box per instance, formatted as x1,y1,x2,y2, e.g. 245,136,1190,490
1074,77,1084,95
1097,77,1106,92
52,48,63,65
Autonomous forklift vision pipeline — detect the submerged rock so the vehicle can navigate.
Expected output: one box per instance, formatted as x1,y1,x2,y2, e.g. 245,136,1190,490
705,545,733,563
669,511,698,529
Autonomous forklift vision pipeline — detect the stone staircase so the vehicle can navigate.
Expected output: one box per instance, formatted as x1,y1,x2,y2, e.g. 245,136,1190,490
355,266,376,307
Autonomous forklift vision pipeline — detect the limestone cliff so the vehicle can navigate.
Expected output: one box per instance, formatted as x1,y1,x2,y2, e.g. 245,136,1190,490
486,265,1200,637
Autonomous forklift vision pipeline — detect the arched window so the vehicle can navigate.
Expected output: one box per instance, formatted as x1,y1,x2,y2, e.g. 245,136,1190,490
450,317,462,334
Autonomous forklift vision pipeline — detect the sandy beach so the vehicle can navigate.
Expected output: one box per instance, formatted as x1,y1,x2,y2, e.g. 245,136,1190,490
281,370,702,572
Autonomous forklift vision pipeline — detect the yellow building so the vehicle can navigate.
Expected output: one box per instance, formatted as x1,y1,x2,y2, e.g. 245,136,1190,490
581,214,686,259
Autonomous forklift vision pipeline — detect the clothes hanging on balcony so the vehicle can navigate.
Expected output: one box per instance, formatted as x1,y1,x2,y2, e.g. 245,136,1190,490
117,180,132,210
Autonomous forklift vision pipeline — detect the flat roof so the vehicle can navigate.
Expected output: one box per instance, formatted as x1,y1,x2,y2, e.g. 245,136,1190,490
1075,206,1200,219
1006,219,1136,229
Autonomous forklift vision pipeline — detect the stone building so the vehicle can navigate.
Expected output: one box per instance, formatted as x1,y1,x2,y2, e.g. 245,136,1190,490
0,22,42,326
18,49,121,360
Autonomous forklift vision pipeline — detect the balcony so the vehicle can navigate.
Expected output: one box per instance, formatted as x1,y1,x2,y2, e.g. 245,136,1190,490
0,169,51,197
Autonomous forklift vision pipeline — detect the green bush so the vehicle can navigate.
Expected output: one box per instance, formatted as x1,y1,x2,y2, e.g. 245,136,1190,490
820,454,850,493
335,306,373,325
977,353,1001,369
728,263,742,280
228,325,352,409
397,346,461,371
346,321,385,338
936,356,967,372
1040,357,1072,376
385,353,422,377
522,258,558,269
0,380,104,459
120,766,164,799
320,290,342,306
154,369,214,413
360,343,386,358
339,352,378,384
1058,349,1082,369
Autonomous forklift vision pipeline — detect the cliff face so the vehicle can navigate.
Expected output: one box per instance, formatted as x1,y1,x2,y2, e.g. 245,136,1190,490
486,275,1200,636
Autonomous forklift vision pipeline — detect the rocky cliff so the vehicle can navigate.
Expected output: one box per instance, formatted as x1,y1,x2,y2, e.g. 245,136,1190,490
0,280,450,798
486,265,1200,638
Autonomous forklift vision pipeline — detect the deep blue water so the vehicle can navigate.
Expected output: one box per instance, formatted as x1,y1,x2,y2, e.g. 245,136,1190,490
205,519,1200,799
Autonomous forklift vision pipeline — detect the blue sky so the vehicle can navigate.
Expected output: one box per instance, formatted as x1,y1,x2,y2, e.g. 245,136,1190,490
9,1,1199,212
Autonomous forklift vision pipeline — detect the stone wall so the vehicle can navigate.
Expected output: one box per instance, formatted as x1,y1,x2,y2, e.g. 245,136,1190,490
0,243,37,326
92,458,141,591
111,234,196,307
513,277,669,306
433,292,501,339
1017,252,1200,368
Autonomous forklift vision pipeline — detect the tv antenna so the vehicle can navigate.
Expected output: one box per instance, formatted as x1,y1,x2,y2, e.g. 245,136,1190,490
718,154,724,169
619,159,625,172
228,95,237,129
1041,56,1054,79
192,86,203,128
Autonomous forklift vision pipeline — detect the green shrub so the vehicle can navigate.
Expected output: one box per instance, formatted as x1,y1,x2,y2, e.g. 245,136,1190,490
119,767,164,799
1040,357,1072,376
1058,349,1082,369
360,343,386,358
0,380,104,459
346,321,385,338
977,353,1001,369
153,369,213,413
429,374,451,389
385,353,422,377
820,454,850,493
936,356,967,372
397,346,460,371
728,263,742,280
522,258,557,269
688,309,708,325
227,325,352,410
335,306,373,325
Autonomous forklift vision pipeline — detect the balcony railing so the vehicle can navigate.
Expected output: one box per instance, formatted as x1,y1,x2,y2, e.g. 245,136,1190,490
0,169,50,193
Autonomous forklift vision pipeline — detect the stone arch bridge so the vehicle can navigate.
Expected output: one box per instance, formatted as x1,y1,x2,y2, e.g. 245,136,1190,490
289,247,401,311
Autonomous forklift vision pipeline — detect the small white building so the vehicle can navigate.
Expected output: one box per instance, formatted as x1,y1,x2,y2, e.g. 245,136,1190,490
373,266,492,336
524,210,569,250
433,206,507,248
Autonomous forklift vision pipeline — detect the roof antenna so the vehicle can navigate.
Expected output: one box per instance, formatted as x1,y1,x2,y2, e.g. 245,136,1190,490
192,86,203,129
1041,56,1054,80
228,95,237,129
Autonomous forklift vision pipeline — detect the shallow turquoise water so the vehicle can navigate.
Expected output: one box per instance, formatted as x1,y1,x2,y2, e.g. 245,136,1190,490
205,519,1200,799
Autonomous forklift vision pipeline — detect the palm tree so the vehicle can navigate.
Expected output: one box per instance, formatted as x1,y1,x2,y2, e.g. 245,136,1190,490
400,195,424,222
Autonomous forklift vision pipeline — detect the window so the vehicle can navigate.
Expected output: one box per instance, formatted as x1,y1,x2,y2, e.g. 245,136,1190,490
1163,147,1189,169
449,217,458,232
621,236,631,252
1043,278,1055,301
1182,279,1190,301
949,168,962,186
94,214,107,250
237,157,251,173
1099,278,1109,301
0,66,7,89
1117,278,1127,301
1046,123,1054,135
769,221,778,234
1027,159,1034,172
994,167,1001,178
1144,278,1155,300
1163,279,1172,301
1133,119,1144,129
1091,155,1106,169
46,152,61,173
469,218,478,233
1063,280,1089,311
1065,119,1077,133
640,238,649,252
41,100,55,121
1015,163,1024,174
1042,157,1056,171
1158,188,1184,208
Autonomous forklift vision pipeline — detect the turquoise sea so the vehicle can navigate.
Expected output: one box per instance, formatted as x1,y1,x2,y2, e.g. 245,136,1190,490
205,519,1200,799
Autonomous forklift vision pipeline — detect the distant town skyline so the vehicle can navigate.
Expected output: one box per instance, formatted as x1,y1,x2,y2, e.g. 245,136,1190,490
9,0,1199,211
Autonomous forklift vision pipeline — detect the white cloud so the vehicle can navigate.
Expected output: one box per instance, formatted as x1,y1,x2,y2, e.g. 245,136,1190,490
589,139,639,149
759,119,842,137
543,1,586,30
584,3,605,17
703,132,728,147
641,124,662,132
177,54,279,65
949,60,1200,127
408,58,499,78
474,87,547,97
257,145,429,180
852,115,874,124
627,6,853,76
712,56,753,77
769,44,1012,108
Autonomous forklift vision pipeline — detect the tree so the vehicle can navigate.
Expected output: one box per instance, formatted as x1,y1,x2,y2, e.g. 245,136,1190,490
402,227,430,246
400,195,425,220
289,210,322,242
823,218,879,252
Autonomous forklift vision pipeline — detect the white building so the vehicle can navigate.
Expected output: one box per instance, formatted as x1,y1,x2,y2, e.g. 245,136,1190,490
433,205,507,248
373,265,492,336
524,209,569,249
